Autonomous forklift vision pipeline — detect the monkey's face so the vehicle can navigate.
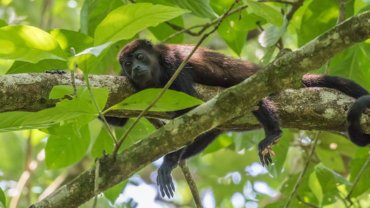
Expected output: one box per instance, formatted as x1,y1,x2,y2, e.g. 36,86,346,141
120,49,160,89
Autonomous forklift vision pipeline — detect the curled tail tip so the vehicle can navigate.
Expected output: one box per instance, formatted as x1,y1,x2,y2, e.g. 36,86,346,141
347,95,370,146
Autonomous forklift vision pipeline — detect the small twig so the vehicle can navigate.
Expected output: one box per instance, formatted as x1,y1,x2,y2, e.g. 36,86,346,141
112,0,242,157
165,22,198,36
10,131,33,208
163,4,248,42
284,132,320,208
10,149,44,208
179,161,202,208
70,48,78,97
92,160,100,208
286,0,304,21
346,156,370,205
337,0,346,23
70,49,117,144
84,73,118,144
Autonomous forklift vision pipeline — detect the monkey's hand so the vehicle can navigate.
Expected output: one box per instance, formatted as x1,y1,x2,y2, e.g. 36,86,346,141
258,132,281,166
157,159,177,198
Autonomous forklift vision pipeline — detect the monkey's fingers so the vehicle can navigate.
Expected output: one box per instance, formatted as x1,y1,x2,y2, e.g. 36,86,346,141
157,169,175,198
258,146,274,166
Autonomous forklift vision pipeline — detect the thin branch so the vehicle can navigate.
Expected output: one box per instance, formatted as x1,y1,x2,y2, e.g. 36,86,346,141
286,0,305,21
346,156,370,204
163,4,248,42
284,132,320,208
338,0,346,23
165,22,198,36
84,74,118,144
179,161,202,208
9,131,34,208
112,0,242,157
10,150,45,208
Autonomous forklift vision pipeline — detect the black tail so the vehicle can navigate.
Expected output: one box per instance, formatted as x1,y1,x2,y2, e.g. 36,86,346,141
347,95,370,146
302,74,369,146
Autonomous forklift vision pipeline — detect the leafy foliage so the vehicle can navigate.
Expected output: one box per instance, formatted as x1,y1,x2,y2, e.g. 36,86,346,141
0,0,369,207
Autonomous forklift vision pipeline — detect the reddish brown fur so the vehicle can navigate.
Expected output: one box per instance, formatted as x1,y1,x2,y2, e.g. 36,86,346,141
119,40,260,87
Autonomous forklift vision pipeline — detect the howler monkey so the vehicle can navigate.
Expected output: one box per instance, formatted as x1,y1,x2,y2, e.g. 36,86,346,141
106,39,370,198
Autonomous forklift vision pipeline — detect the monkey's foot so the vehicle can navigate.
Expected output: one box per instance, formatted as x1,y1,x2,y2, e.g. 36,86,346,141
157,162,176,198
258,133,281,166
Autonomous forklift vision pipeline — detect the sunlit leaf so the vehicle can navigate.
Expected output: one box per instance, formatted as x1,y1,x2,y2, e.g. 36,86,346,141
50,29,94,54
94,3,188,45
0,25,66,63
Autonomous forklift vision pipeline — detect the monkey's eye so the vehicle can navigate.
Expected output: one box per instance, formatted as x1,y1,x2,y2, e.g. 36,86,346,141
124,61,132,67
136,53,144,61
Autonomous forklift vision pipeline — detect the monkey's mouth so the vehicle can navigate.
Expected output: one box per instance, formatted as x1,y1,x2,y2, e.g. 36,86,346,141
133,70,148,78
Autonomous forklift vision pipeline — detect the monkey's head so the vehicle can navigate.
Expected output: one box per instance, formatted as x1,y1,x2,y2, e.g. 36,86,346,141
119,39,161,89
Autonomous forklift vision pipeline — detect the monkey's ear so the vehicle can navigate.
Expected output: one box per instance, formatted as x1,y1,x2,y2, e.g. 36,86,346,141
144,40,153,48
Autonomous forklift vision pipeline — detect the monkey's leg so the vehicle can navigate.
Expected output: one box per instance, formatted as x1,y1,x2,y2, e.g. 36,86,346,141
252,99,282,166
157,130,221,198
103,116,129,127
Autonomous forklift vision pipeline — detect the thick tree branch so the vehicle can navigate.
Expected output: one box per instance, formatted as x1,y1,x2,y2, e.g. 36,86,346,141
0,73,369,133
25,10,370,207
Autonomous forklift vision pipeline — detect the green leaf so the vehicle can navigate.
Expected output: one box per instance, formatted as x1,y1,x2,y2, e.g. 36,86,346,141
7,59,67,74
246,0,283,26
202,134,233,155
80,0,124,36
50,86,109,110
68,42,113,72
0,25,66,63
45,124,90,168
49,29,94,55
92,118,156,156
0,87,109,132
149,17,184,43
0,187,6,208
0,19,6,27
218,13,247,55
258,18,288,48
316,147,344,172
104,181,128,204
308,172,323,205
315,163,351,205
172,0,217,18
348,149,370,197
94,3,189,45
0,59,14,74
111,88,203,112
118,118,156,151
296,0,337,46
91,124,114,157
328,44,370,91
